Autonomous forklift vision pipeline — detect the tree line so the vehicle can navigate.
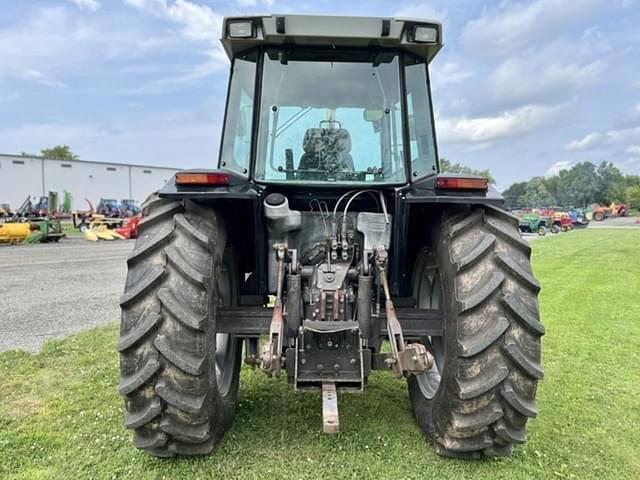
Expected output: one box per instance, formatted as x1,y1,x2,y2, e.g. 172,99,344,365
440,158,640,209
501,161,640,209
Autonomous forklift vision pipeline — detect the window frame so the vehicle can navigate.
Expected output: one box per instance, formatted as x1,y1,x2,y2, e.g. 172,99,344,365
400,53,440,181
217,50,260,178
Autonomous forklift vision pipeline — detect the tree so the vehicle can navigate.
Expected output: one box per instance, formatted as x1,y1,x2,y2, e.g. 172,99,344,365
502,181,528,208
521,177,557,207
439,158,496,184
40,145,79,161
625,186,640,209
596,161,625,204
501,160,636,208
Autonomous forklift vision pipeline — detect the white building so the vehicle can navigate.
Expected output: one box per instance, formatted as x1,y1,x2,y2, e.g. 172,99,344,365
0,153,179,211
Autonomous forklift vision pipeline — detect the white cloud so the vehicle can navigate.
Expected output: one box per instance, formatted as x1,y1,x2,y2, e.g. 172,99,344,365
565,132,604,151
603,125,640,143
394,3,447,22
432,62,473,88
436,103,566,144
489,57,602,105
122,0,228,71
125,52,226,94
0,5,224,93
0,7,172,82
566,126,640,157
0,91,20,103
625,145,640,155
546,160,572,176
123,0,223,43
68,0,100,10
461,0,603,56
0,117,222,169
21,69,67,88
236,0,274,6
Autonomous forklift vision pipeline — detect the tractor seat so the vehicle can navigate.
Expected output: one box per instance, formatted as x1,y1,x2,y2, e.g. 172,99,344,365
298,128,354,174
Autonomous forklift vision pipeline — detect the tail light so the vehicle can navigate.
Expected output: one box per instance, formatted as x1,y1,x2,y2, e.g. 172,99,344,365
175,172,230,186
436,176,488,190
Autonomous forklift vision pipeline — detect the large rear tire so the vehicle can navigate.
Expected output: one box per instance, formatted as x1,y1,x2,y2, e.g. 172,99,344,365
408,205,544,458
118,195,242,457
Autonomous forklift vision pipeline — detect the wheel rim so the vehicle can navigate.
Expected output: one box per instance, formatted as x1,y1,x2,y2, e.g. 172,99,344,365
215,249,239,398
413,249,444,400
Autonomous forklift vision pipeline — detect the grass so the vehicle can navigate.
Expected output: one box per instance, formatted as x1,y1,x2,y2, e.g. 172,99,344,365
1,229,639,479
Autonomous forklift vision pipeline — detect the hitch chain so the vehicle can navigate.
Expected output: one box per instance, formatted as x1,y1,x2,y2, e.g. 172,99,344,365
375,247,433,378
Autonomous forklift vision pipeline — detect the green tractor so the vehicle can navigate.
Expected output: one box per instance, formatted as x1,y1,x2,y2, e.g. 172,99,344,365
518,211,557,236
118,14,543,459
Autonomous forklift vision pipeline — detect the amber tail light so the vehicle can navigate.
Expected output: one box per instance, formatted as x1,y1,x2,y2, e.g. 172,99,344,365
175,172,230,186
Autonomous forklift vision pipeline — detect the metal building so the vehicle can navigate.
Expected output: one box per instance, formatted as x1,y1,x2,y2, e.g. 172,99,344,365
0,153,179,211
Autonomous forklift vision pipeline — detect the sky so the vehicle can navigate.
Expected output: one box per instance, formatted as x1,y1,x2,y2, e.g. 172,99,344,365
0,0,639,190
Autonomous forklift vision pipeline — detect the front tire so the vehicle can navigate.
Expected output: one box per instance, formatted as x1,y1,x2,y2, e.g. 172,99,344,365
408,205,544,458
118,195,242,457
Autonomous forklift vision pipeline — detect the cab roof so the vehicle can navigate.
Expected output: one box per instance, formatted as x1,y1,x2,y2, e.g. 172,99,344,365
220,14,443,63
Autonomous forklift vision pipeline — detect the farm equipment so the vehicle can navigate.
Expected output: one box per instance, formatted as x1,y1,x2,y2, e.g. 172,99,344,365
25,219,65,243
550,211,574,232
114,215,141,239
12,191,61,219
118,15,543,460
0,222,30,244
84,220,126,241
73,199,124,233
592,203,628,221
0,204,14,218
567,208,590,228
0,220,65,244
96,198,124,217
517,211,553,235
120,199,141,217
83,215,140,241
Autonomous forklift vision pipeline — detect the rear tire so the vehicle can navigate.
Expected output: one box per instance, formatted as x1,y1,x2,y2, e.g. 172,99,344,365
408,205,544,458
118,194,242,457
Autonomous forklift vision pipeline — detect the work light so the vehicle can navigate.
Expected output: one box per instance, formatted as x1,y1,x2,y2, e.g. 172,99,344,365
228,20,253,38
413,25,438,43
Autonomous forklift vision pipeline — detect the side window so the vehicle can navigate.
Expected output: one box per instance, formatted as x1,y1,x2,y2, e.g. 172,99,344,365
404,57,437,179
220,55,256,176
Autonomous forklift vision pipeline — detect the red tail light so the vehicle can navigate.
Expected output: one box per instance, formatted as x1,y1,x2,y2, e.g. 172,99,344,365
436,176,488,190
175,172,230,186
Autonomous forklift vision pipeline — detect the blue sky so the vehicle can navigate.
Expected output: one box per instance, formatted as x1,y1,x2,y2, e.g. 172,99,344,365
1,0,639,190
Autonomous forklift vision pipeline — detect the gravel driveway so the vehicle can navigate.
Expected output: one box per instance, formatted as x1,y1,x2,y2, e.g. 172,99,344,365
0,237,132,352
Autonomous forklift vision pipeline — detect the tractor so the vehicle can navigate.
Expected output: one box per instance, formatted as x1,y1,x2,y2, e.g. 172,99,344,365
96,198,124,217
119,14,543,460
517,211,554,235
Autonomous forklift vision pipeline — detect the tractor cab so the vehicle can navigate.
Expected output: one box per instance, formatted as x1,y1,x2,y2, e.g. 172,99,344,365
217,15,442,186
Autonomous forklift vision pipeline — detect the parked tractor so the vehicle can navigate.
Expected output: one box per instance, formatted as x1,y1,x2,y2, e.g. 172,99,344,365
96,198,124,218
118,15,543,460
120,199,141,217
517,211,553,235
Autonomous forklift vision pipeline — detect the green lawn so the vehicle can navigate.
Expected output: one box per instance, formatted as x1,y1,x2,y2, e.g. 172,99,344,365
1,230,639,479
